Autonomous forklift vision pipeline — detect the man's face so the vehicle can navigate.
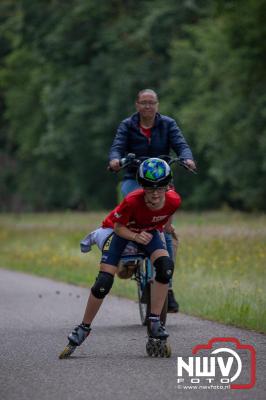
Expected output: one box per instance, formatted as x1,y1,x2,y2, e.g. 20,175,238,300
136,92,158,120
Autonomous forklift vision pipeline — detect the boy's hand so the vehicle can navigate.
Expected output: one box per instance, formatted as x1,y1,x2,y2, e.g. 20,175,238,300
134,231,153,245
165,224,178,240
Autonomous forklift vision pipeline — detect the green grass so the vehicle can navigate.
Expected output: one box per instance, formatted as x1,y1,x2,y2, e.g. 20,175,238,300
0,211,265,333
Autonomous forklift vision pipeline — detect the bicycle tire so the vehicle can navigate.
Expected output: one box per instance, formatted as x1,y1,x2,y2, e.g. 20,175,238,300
137,281,168,326
136,258,150,326
137,280,148,326
136,258,168,327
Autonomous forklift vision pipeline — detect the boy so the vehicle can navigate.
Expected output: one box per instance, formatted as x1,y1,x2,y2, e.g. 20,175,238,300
59,158,181,358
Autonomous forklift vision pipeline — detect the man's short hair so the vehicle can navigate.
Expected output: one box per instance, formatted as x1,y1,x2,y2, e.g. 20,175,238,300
136,89,158,101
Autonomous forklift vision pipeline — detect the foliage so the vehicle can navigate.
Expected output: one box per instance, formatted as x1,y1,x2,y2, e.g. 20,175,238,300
0,0,265,210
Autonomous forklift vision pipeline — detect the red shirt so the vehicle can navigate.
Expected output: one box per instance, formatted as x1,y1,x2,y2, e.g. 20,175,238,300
140,126,152,141
102,188,181,232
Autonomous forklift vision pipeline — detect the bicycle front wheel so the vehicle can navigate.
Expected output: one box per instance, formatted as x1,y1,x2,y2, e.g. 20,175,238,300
137,281,149,326
136,259,149,326
136,259,168,327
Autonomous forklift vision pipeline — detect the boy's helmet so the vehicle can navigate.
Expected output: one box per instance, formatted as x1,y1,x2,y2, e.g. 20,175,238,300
137,158,172,188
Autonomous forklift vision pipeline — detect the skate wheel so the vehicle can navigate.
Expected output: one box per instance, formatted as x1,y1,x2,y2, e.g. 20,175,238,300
164,343,171,358
146,341,154,357
59,343,76,359
159,345,165,357
146,339,162,357
153,343,159,357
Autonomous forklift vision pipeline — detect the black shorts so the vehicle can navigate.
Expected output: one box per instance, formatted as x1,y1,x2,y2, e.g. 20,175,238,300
100,230,166,266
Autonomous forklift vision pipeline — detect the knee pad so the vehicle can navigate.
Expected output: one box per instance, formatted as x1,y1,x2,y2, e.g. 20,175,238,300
154,256,174,284
91,271,114,299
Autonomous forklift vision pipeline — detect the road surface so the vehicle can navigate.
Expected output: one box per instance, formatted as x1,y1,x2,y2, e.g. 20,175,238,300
0,268,265,400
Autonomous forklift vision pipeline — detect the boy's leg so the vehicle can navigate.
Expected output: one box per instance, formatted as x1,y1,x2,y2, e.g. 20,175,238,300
150,249,171,315
82,264,116,324
143,232,174,318
145,249,173,357
144,248,174,339
81,233,128,326
67,233,128,347
60,233,128,358
67,263,116,347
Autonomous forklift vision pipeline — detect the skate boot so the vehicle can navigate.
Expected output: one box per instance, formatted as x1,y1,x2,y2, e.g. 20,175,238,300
59,323,91,359
146,316,171,358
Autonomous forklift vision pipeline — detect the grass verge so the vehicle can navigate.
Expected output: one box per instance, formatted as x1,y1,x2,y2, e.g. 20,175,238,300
0,211,265,333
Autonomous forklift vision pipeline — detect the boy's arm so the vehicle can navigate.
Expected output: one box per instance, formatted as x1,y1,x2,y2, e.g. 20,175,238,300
114,223,152,245
164,215,178,240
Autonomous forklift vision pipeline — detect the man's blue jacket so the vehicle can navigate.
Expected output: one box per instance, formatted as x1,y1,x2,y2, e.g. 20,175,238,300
109,112,194,179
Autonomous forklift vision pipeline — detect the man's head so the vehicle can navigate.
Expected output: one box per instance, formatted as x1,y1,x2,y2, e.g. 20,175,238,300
135,89,159,120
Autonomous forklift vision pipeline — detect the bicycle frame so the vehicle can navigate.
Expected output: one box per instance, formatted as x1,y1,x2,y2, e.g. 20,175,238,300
119,253,151,325
120,254,153,288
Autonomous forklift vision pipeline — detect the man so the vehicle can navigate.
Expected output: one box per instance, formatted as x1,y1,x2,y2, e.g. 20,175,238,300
59,158,181,359
108,89,196,312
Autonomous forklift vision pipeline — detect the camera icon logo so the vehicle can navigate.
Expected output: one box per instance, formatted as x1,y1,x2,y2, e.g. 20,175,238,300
177,337,256,390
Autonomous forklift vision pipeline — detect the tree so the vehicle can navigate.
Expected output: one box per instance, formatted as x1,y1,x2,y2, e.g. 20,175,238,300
0,0,265,210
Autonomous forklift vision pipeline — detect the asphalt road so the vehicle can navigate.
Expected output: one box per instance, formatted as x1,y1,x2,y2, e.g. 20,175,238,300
0,268,265,400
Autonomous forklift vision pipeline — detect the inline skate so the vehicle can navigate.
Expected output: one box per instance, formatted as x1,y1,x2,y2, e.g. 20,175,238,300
146,317,171,358
59,323,91,359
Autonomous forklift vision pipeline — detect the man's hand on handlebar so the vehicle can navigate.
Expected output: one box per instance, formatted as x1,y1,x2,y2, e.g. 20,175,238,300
183,159,196,170
109,159,121,171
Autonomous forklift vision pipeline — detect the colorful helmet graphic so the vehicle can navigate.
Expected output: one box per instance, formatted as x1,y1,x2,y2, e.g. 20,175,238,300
137,158,172,188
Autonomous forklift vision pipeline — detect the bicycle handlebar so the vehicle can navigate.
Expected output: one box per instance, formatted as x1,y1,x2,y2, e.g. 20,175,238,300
118,153,197,174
